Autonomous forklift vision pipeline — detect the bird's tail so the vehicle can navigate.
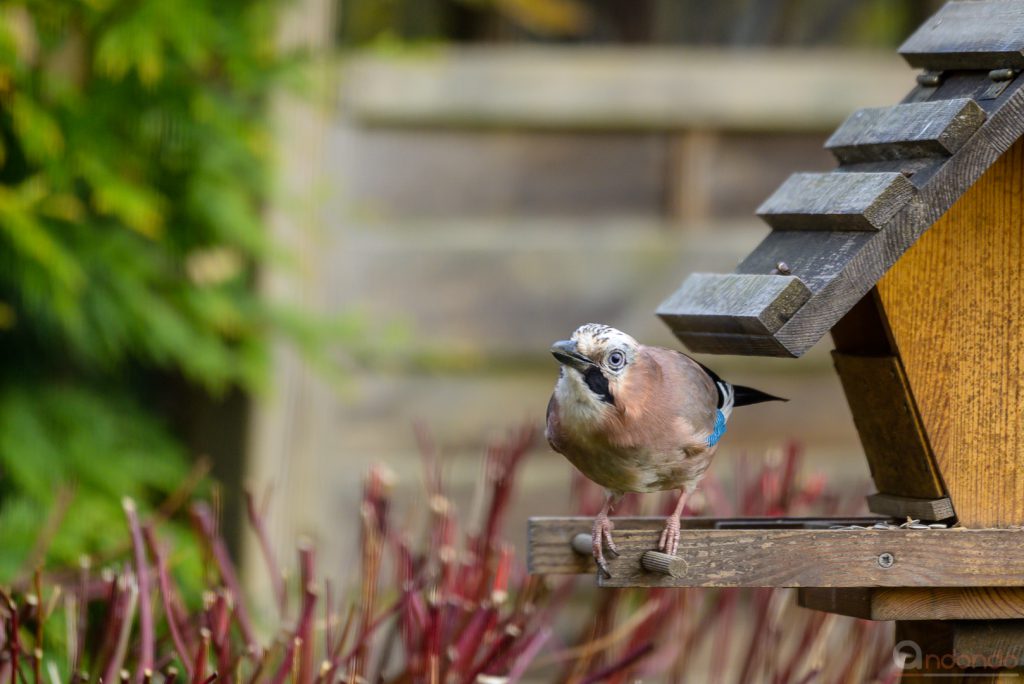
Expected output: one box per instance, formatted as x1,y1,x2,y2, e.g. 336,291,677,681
732,384,787,407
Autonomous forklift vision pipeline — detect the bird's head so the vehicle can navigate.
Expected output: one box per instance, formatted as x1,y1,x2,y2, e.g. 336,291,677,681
550,323,640,406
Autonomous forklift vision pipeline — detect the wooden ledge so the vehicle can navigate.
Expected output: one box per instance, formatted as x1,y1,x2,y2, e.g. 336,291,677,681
799,587,1024,621
528,517,1024,589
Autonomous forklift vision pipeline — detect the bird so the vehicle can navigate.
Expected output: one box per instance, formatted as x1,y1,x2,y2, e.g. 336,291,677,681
545,323,784,577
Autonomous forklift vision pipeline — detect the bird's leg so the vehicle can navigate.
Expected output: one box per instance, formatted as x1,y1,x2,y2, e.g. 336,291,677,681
592,492,621,578
659,489,690,557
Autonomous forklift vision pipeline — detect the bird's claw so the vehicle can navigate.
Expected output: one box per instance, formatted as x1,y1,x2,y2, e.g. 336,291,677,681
659,516,681,558
592,515,617,578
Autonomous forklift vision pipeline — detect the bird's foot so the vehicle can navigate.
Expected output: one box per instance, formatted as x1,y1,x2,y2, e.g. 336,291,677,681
659,515,681,557
592,514,618,578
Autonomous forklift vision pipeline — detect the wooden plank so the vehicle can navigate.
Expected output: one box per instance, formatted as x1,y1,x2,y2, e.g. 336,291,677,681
528,516,884,575
867,493,954,521
826,98,986,164
528,518,1024,588
877,138,1024,528
899,0,1024,71
954,622,1024,666
799,587,1024,620
343,48,911,132
737,230,876,295
655,273,810,337
756,172,916,232
832,353,946,500
666,330,794,357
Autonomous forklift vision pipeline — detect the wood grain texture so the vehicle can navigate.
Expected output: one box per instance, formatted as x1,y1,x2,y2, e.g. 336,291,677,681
899,0,1024,70
877,138,1024,528
826,98,986,164
799,587,1024,620
528,518,1024,588
832,353,946,500
954,621,1024,665
664,329,795,357
529,516,884,575
756,171,916,232
655,273,810,337
866,493,954,521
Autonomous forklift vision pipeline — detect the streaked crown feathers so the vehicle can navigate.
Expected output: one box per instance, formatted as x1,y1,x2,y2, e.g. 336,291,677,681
570,323,639,369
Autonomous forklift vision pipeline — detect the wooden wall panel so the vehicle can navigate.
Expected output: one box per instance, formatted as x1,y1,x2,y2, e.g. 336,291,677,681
877,138,1024,528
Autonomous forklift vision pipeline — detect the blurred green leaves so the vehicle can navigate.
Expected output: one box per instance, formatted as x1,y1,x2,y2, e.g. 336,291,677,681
0,0,310,578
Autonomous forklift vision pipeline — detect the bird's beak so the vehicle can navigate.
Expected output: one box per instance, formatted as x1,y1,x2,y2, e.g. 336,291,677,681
550,339,594,372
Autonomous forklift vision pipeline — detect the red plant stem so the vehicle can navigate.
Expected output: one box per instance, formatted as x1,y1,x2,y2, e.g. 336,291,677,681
269,585,317,684
775,607,826,684
4,592,21,684
189,504,260,658
141,526,193,677
123,499,155,681
243,490,287,618
579,642,654,684
505,627,552,684
297,546,316,684
191,629,210,684
450,605,495,676
423,595,441,684
737,589,773,684
207,593,231,680
72,558,89,676
31,573,42,684
100,573,138,684
323,579,333,661
462,623,521,684
335,578,425,670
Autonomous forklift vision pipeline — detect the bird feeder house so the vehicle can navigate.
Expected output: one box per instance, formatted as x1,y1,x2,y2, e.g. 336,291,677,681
528,0,1024,668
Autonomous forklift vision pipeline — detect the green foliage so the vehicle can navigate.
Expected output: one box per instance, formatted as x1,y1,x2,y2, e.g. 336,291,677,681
0,0,298,578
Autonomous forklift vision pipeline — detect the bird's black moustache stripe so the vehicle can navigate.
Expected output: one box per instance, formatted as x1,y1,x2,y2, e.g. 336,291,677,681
584,366,614,405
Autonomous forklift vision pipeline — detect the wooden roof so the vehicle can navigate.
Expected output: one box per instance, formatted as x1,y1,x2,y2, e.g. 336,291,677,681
658,0,1024,357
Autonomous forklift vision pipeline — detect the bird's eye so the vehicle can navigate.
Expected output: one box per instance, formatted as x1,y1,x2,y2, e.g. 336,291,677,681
607,351,625,369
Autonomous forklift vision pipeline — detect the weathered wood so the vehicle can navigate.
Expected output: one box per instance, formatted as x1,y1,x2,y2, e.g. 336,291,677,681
867,493,954,521
756,172,916,232
533,516,884,575
799,587,1024,620
663,330,795,357
826,98,986,164
954,621,1024,666
655,273,810,338
714,74,1024,358
877,138,1024,528
899,0,1024,71
832,353,946,500
344,48,911,132
528,518,1024,588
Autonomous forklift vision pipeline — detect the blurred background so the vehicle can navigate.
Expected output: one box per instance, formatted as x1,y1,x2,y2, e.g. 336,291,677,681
0,0,941,589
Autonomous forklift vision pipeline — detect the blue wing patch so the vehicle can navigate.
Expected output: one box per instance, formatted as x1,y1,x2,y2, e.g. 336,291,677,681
706,409,727,447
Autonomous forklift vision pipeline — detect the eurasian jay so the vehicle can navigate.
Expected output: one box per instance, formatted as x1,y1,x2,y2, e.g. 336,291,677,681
545,323,784,577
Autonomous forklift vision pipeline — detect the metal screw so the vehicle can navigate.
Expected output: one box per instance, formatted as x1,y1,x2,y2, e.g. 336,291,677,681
877,552,895,569
989,68,1018,82
916,70,943,88
770,261,791,276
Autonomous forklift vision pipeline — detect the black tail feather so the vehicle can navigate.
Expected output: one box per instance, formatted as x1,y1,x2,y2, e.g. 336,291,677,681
689,355,787,408
732,384,787,406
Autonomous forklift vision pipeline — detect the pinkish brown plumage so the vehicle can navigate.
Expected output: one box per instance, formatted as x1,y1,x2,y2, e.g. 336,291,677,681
545,323,783,576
